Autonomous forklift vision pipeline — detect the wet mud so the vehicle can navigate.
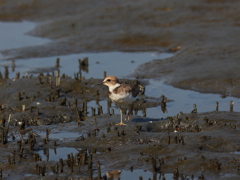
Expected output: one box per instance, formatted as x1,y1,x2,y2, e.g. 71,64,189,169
0,75,239,179
0,0,240,179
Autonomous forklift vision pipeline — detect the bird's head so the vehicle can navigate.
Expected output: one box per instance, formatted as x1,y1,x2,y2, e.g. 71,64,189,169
102,75,120,88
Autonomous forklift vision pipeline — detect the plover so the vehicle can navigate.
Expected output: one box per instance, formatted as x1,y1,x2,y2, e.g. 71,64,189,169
102,75,142,125
106,170,122,179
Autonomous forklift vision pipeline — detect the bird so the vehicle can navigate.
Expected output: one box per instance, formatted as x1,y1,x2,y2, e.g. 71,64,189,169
102,75,142,125
106,170,122,179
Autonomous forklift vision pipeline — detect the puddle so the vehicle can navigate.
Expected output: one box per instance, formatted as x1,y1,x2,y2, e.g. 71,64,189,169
37,147,81,161
0,21,50,51
37,147,100,162
107,169,197,180
146,79,240,117
0,51,172,79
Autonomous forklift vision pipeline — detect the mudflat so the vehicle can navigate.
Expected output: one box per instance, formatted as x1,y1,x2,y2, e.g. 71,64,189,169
0,0,240,179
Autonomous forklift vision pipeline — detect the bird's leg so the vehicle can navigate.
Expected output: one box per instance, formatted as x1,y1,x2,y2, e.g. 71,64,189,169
125,103,133,121
116,108,127,126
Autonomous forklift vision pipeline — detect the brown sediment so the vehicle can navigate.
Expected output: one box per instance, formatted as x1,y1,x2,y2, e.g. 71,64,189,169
0,76,238,179
0,0,240,179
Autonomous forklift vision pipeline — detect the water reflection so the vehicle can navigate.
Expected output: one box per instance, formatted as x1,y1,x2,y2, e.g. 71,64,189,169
38,147,81,161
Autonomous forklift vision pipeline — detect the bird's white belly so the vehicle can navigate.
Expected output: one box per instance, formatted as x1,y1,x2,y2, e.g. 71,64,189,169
109,93,135,104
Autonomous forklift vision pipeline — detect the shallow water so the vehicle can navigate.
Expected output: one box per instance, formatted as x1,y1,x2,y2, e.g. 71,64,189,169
0,21,50,51
0,51,172,79
146,79,240,118
37,147,81,161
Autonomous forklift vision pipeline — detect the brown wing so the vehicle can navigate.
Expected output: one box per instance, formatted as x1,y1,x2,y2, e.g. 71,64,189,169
113,83,140,97
131,86,141,97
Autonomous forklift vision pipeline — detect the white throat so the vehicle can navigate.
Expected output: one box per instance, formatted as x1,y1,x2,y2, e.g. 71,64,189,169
108,83,121,92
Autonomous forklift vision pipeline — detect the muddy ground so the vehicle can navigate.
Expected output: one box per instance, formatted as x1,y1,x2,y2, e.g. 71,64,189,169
0,0,240,179
0,76,240,180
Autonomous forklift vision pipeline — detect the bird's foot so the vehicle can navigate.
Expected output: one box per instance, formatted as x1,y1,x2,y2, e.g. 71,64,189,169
116,122,127,126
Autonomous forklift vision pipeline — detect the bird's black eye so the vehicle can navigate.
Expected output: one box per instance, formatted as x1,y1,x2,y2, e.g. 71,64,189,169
107,79,111,82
